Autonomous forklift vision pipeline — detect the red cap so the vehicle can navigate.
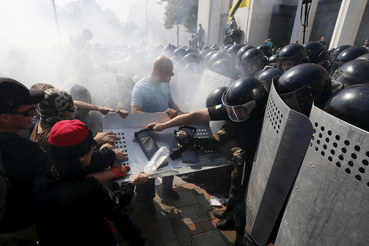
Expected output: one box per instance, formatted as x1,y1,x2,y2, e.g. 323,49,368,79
49,120,93,160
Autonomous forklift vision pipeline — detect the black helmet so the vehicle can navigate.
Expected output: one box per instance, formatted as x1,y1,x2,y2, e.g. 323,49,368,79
268,54,278,65
204,50,217,64
207,51,231,67
239,48,267,77
221,77,267,122
199,50,211,59
276,44,308,72
162,44,176,56
332,59,369,87
330,44,351,60
172,47,187,62
275,63,332,116
257,44,273,58
355,53,369,62
186,47,200,55
236,44,254,67
206,86,228,108
303,41,328,63
209,59,239,80
178,53,201,67
226,44,244,62
323,85,369,132
257,68,283,92
330,47,369,75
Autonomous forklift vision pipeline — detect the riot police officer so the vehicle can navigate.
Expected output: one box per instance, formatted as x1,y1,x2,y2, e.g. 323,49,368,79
147,77,268,230
276,43,308,72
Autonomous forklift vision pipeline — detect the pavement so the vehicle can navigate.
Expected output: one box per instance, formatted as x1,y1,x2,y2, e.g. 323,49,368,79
117,167,236,246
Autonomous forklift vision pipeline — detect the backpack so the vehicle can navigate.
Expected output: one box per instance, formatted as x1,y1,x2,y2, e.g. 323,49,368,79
0,148,10,223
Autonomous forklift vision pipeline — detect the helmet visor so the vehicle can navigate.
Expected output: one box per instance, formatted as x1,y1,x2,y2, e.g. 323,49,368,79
221,93,256,122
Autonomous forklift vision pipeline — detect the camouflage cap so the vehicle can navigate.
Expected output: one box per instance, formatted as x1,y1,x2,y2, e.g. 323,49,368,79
39,88,74,125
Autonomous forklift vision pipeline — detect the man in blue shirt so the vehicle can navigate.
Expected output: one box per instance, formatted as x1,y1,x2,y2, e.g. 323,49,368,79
131,55,183,213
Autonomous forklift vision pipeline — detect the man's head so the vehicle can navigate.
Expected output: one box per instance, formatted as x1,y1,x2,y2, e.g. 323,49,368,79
0,77,44,132
151,55,174,83
39,88,77,126
365,39,369,47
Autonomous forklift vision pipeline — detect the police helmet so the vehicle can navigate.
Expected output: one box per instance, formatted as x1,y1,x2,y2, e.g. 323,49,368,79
257,44,273,58
330,44,351,60
355,53,369,62
268,54,278,66
221,77,267,122
239,48,267,77
323,85,369,132
172,47,187,62
199,50,211,60
332,59,369,87
162,44,176,56
206,86,228,108
179,53,201,67
330,47,369,75
275,63,332,116
276,44,308,72
226,44,244,62
303,41,328,63
186,47,200,55
209,59,240,80
257,68,283,92
236,44,254,68
207,51,231,67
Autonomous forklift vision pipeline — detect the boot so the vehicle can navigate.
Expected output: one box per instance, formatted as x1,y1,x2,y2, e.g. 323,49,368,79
214,210,229,219
216,213,235,230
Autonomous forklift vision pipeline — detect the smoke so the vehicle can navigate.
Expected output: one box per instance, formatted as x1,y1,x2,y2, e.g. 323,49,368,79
0,0,192,111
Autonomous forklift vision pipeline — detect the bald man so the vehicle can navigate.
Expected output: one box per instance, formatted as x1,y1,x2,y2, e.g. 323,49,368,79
131,55,184,118
131,55,183,213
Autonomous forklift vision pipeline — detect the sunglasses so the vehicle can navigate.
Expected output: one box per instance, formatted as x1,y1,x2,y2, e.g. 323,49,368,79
6,105,37,117
68,106,78,113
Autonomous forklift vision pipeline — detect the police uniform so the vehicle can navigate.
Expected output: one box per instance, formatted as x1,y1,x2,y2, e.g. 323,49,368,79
203,104,264,207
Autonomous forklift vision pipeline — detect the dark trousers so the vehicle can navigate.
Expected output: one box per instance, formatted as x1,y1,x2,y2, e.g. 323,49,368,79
135,175,174,202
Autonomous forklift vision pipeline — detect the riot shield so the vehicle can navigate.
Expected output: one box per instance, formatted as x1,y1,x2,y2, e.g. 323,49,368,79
102,112,229,181
190,69,234,134
275,105,369,246
171,71,202,112
244,82,313,245
190,69,234,111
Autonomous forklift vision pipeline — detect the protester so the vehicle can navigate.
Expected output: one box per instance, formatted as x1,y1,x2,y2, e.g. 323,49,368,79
0,77,45,237
32,119,149,246
131,55,184,213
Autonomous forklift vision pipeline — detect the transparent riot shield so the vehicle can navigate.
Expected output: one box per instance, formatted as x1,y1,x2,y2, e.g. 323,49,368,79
102,113,229,181
275,105,369,246
190,69,234,134
244,82,313,245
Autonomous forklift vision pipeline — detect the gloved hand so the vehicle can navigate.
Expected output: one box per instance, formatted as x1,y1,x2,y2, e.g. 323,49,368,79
109,165,131,178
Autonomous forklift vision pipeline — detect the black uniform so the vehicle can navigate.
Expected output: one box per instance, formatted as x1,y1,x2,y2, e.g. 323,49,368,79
206,104,264,203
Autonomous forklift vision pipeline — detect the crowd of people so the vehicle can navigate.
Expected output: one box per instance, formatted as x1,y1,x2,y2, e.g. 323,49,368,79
0,33,369,246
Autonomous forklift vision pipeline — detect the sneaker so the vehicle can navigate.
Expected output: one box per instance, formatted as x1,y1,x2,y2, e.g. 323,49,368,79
162,188,180,200
213,210,229,219
143,202,156,214
216,214,234,230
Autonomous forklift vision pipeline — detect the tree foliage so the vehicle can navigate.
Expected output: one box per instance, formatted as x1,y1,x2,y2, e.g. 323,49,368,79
158,0,198,33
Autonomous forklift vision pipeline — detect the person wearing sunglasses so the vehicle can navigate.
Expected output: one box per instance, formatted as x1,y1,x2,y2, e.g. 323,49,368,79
0,77,46,237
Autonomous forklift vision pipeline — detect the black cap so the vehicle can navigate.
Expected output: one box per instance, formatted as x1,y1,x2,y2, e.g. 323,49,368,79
0,77,45,113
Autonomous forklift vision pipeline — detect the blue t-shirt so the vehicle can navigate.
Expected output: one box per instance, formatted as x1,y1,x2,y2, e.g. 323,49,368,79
131,77,171,112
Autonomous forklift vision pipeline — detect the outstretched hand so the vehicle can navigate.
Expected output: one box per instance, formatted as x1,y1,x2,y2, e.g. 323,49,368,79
146,122,166,132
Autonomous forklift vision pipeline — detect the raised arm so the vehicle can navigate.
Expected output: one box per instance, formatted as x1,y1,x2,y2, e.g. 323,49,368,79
147,108,210,131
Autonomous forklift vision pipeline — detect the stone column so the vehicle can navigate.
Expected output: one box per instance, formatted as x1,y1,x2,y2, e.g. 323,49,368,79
329,0,368,49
